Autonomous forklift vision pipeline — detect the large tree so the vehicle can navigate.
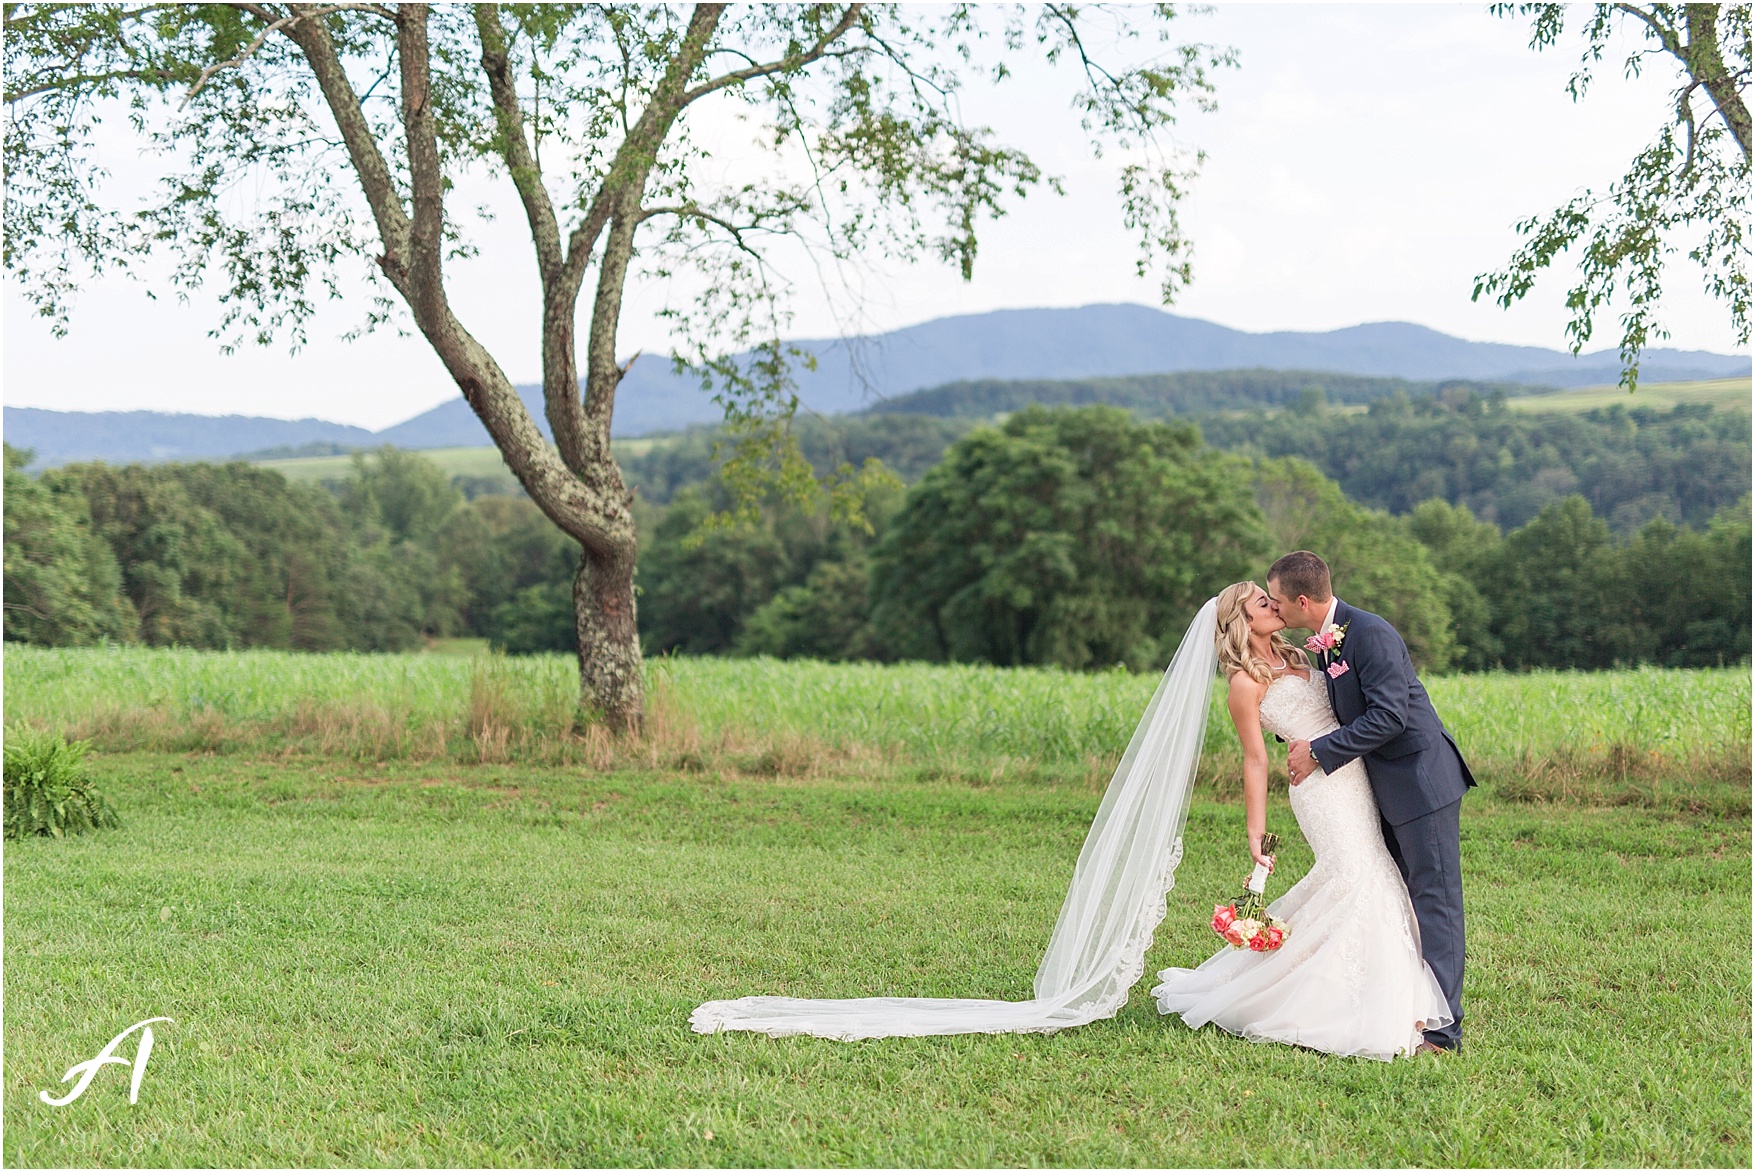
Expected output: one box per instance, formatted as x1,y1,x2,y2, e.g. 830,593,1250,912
4,3,1233,728
868,405,1269,671
1476,3,1750,389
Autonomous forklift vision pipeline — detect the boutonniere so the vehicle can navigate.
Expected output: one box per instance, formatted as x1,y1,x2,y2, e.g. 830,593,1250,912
1304,621,1349,656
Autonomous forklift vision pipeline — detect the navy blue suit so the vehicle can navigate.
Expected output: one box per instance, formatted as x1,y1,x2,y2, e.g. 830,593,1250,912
1308,600,1474,1050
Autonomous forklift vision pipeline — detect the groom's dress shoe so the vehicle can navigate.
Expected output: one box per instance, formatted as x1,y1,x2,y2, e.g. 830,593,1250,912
1415,1040,1454,1056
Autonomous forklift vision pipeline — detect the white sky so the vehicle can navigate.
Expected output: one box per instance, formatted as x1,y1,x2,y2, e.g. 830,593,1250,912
4,2,1745,430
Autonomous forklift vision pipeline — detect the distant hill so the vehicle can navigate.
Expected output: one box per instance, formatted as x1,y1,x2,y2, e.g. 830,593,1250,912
861,369,1542,420
2,407,375,468
380,305,1750,441
9,303,1745,464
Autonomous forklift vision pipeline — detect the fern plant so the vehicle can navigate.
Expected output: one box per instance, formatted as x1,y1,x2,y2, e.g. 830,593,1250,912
3,729,120,840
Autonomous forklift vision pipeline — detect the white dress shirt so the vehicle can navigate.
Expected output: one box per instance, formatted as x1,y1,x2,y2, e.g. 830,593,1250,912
1320,596,1341,636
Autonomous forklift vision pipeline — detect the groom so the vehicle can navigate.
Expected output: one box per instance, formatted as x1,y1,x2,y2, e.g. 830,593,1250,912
1265,551,1475,1055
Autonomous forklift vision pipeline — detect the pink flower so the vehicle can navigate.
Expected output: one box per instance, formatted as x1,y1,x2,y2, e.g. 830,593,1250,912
1212,904,1236,933
1263,926,1285,949
1248,931,1270,952
1223,923,1249,947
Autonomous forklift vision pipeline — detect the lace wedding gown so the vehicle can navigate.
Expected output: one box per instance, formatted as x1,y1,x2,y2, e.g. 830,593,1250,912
1150,669,1453,1061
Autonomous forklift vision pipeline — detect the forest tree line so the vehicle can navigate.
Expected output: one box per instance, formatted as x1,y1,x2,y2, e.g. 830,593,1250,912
631,408,1749,672
1195,388,1749,531
620,389,1749,534
5,395,1749,672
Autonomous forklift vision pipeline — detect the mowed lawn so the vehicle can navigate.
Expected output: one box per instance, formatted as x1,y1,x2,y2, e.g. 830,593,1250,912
4,753,1748,1167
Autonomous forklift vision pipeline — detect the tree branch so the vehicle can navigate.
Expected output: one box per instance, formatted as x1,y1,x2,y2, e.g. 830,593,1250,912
557,4,733,299
472,4,597,474
680,4,864,105
1044,5,1127,99
1611,4,1749,159
380,4,623,556
637,203,766,254
473,3,563,282
1677,77,1701,177
577,4,727,370
396,4,448,324
4,4,184,102
1612,2,1682,54
279,2,411,284
179,2,392,108
7,68,178,103
1681,3,1752,161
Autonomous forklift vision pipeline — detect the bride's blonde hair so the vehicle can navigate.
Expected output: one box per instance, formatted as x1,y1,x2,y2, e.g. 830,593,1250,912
1215,580,1307,686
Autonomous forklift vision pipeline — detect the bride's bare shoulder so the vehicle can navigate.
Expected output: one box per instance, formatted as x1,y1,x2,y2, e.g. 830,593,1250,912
1226,670,1268,702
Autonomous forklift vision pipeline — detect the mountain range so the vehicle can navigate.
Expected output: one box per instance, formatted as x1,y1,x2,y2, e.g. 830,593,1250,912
8,303,1746,466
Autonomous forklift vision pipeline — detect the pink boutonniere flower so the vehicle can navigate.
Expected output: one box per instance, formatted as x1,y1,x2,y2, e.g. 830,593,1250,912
1326,660,1351,679
1305,621,1349,656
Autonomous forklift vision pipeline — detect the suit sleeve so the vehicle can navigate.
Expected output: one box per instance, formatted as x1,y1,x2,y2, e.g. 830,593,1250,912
1310,621,1411,774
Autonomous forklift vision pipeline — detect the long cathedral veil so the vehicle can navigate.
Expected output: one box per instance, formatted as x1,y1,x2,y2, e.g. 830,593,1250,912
689,597,1221,1040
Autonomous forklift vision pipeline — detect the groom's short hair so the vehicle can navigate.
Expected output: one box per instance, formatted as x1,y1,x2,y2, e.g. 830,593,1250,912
1268,551,1332,602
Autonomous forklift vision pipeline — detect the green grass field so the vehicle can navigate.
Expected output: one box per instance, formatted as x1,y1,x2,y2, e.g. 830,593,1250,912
253,438,671,486
5,653,1749,1164
1503,376,1751,414
3,752,1748,1166
254,444,517,483
1316,376,1749,417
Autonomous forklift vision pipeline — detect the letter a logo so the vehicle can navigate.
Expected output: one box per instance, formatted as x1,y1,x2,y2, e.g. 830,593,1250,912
41,1017,174,1106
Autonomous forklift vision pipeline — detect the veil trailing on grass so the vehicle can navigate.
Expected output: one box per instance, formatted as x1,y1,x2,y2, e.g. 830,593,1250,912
689,597,1220,1040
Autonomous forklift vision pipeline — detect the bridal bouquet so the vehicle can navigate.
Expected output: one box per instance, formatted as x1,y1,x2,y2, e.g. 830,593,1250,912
1212,832,1290,952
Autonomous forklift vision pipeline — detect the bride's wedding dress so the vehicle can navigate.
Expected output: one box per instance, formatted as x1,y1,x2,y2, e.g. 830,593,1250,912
1151,669,1452,1060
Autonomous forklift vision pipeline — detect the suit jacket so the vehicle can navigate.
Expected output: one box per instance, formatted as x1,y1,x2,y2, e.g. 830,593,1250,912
1308,600,1475,826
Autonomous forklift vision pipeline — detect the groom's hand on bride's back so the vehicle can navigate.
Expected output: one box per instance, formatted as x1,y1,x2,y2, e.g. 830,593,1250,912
1287,739,1317,785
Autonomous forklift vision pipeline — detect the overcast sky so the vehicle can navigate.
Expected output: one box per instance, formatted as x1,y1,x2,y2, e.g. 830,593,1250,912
5,2,1745,430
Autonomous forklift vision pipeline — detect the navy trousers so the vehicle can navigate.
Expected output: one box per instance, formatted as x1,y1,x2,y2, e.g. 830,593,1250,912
1380,796,1465,1050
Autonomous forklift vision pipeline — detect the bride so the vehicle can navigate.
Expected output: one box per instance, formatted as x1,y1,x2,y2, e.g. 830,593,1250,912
1148,581,1450,1060
691,581,1449,1059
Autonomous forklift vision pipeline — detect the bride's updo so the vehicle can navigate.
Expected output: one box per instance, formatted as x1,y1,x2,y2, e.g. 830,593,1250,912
1214,580,1307,686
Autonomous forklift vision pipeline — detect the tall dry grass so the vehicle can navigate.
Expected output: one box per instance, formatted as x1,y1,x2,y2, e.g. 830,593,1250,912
5,646,1748,811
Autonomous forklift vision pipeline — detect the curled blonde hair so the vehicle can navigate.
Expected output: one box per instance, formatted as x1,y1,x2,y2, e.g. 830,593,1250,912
1214,581,1307,686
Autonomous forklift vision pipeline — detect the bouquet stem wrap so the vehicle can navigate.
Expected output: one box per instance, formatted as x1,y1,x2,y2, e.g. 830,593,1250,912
1211,832,1290,951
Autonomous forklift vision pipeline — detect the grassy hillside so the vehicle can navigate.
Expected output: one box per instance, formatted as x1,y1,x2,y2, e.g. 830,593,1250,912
255,444,510,482
1503,376,1750,414
254,438,670,488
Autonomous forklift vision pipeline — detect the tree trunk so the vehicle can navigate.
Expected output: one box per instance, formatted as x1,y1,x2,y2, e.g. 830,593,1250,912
1684,5,1752,161
573,542,642,730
